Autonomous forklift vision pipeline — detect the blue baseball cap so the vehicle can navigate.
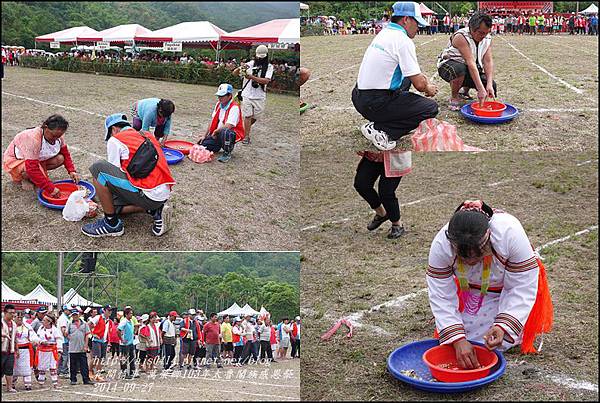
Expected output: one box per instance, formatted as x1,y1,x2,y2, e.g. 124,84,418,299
104,113,129,141
392,2,429,27
215,83,233,97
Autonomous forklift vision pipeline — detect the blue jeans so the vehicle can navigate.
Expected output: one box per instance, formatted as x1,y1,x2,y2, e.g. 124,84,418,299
200,128,236,154
58,342,69,374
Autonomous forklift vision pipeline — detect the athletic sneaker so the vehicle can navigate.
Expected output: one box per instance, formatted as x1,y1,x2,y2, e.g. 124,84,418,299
81,218,124,238
217,152,232,163
360,122,396,151
151,204,172,237
367,214,389,231
387,225,406,239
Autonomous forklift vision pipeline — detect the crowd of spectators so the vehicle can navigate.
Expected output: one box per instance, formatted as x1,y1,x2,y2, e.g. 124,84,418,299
302,10,599,36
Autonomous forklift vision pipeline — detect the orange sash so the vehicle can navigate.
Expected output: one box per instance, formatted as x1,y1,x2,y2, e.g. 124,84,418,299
520,258,553,354
35,344,59,367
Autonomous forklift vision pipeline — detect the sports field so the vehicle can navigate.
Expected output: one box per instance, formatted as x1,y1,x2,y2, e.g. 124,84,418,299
299,149,598,400
1,67,299,251
1,351,300,401
301,33,598,152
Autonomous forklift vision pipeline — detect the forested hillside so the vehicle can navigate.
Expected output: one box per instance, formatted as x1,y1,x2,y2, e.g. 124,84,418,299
2,252,299,320
1,2,299,48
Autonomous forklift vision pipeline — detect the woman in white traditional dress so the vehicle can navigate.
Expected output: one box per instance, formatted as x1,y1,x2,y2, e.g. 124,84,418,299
13,313,39,390
427,200,553,369
35,314,63,388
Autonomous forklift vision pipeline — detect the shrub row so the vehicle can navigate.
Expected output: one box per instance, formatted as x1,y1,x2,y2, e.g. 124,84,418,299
20,56,299,95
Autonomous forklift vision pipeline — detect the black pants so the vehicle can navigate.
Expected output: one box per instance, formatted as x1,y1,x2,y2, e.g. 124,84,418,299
354,157,403,222
119,344,136,376
239,341,254,364
110,342,119,359
163,344,175,369
69,352,91,383
352,86,438,140
233,345,243,362
437,60,498,96
291,338,300,358
259,341,274,360
200,128,236,153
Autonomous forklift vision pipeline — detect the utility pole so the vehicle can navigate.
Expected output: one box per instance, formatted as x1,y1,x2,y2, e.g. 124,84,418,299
57,252,64,308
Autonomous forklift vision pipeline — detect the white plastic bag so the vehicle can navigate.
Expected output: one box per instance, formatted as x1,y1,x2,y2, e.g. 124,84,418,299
62,190,89,221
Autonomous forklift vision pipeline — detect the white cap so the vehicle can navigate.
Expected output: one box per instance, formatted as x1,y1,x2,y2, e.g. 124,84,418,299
188,308,196,315
215,83,233,96
141,314,150,322
296,316,301,321
255,44,268,59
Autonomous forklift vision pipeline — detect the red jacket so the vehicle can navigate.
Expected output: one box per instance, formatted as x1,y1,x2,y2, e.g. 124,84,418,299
107,320,119,344
208,101,245,143
113,128,175,191
292,322,300,338
91,315,106,340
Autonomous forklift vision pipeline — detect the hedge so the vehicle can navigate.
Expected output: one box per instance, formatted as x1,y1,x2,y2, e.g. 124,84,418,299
20,56,299,95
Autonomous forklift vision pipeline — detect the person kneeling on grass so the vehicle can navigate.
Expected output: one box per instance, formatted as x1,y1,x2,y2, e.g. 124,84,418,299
437,12,497,111
130,98,175,146
196,84,245,163
2,114,80,197
352,1,439,151
427,200,553,369
82,113,176,238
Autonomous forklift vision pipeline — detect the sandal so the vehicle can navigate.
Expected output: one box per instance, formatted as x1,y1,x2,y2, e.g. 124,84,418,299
448,99,462,111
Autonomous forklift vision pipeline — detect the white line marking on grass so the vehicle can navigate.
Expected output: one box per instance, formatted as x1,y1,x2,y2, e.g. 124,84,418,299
576,159,598,166
55,389,139,401
524,107,598,113
69,145,104,160
546,374,599,392
498,37,584,95
487,179,514,187
343,288,428,334
535,37,598,57
2,91,107,117
300,194,444,232
535,225,598,256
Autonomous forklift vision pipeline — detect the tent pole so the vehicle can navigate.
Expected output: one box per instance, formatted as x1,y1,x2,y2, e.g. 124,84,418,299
57,252,64,309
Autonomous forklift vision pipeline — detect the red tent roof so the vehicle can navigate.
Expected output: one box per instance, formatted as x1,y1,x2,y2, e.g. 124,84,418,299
420,3,435,15
220,18,299,44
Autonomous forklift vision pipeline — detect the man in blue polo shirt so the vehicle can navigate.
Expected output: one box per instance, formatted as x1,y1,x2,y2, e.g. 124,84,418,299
352,1,439,151
117,307,136,379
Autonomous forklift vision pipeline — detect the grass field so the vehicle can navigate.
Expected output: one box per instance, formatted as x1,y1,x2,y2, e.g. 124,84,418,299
301,33,598,152
1,67,299,251
1,350,300,401
299,150,598,400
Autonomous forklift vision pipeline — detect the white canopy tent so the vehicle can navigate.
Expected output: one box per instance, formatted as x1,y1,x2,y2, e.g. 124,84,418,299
22,284,57,305
580,4,598,14
240,303,260,316
78,24,152,44
135,21,226,44
63,288,101,307
218,302,244,317
1,281,25,301
300,3,309,10
35,26,99,45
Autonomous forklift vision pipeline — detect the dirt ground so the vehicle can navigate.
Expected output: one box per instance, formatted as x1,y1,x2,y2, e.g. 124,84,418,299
1,67,299,251
299,151,598,401
1,349,300,401
301,33,598,152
